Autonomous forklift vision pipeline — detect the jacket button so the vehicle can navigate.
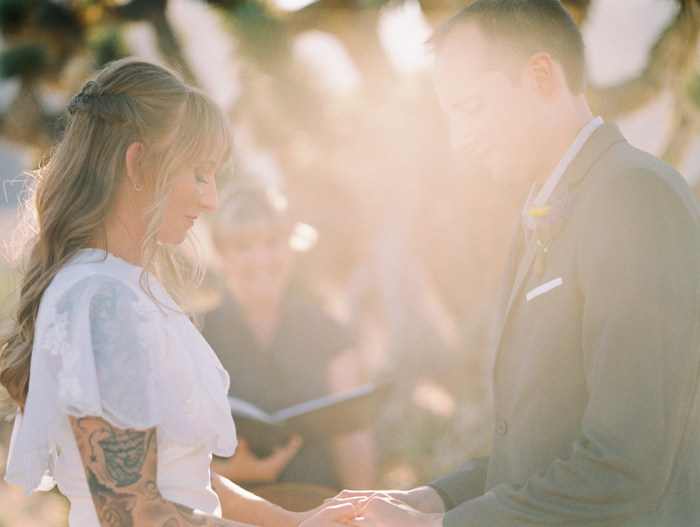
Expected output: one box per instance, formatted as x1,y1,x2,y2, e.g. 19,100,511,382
496,420,508,436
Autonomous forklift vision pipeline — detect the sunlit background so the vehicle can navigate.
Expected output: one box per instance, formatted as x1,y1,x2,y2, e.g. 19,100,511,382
1,0,699,524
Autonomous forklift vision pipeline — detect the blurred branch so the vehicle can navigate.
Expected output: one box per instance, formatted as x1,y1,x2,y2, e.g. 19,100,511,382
586,0,700,120
560,0,593,26
220,0,335,147
107,0,198,86
659,72,700,167
287,4,397,92
0,0,202,150
0,0,84,151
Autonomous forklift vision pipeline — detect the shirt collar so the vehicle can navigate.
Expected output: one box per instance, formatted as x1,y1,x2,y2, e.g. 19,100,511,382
523,116,604,230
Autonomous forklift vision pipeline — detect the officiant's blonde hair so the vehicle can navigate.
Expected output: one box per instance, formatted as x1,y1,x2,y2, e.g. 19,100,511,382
0,58,233,411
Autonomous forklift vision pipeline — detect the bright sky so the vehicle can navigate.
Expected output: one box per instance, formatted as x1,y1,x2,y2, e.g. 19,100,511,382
377,0,433,75
194,0,694,183
167,0,680,101
275,0,317,12
285,0,681,95
293,30,364,93
1,0,695,187
583,0,677,87
580,0,700,185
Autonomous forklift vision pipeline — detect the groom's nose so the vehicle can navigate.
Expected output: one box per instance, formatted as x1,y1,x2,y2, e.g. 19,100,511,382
450,117,478,154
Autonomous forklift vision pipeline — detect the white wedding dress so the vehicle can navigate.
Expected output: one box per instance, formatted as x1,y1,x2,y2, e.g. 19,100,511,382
5,249,237,527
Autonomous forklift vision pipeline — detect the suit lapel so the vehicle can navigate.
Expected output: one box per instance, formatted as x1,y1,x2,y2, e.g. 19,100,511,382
493,122,627,353
493,225,535,347
556,121,626,189
501,233,539,323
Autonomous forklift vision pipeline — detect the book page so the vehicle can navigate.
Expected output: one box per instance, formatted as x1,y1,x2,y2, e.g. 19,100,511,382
271,382,376,422
228,396,277,424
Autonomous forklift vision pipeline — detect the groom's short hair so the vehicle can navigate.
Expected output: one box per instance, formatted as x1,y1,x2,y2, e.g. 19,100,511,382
427,0,586,95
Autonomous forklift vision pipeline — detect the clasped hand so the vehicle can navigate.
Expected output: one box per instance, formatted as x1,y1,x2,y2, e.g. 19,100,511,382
300,490,443,527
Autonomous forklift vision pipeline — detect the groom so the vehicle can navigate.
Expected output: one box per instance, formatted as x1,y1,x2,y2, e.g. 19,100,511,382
339,0,700,525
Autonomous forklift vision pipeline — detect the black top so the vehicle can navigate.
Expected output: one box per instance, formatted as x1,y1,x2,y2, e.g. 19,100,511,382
202,293,355,489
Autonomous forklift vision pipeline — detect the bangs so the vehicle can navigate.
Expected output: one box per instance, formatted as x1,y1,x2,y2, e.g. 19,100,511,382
170,90,233,171
139,89,233,254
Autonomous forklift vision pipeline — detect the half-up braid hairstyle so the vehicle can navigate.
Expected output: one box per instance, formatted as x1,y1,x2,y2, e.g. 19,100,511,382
0,58,233,412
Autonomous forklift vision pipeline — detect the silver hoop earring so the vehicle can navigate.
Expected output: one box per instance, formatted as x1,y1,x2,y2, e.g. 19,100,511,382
134,183,143,192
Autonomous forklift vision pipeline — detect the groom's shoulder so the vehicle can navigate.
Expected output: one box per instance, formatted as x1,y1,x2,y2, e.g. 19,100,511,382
583,138,698,217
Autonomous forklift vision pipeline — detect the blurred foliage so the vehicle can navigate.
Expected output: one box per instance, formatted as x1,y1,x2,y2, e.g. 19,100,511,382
89,25,130,68
0,42,49,79
0,0,31,34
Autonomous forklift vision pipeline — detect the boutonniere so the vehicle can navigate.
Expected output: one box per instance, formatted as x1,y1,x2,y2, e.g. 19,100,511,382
528,190,574,278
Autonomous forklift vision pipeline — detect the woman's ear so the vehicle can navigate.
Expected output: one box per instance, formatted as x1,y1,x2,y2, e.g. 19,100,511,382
125,141,146,190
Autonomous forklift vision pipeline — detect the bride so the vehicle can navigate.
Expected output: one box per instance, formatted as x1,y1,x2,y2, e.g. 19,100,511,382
0,58,353,527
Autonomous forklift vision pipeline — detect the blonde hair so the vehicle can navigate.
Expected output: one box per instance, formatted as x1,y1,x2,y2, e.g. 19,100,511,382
0,58,233,411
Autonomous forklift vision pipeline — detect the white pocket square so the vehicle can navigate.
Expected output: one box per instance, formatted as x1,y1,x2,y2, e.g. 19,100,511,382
527,277,563,302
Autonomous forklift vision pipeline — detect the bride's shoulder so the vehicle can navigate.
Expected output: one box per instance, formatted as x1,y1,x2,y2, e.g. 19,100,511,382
41,250,144,315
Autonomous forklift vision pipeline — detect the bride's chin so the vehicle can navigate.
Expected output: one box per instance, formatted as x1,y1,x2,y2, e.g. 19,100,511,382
157,228,190,247
157,236,186,247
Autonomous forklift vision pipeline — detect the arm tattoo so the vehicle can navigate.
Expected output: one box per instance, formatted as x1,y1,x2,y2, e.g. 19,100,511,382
87,468,136,527
98,428,153,487
83,419,154,487
73,413,230,526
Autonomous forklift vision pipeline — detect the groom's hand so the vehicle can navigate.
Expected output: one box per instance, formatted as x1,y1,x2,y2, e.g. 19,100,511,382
348,495,444,527
331,486,445,514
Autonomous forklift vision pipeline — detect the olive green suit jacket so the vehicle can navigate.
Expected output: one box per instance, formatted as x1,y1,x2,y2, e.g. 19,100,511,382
431,122,700,526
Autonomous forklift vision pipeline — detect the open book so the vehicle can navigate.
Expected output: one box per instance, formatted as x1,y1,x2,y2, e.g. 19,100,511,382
228,382,388,457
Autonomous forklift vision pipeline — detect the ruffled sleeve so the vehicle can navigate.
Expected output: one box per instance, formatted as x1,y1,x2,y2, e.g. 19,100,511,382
5,257,236,494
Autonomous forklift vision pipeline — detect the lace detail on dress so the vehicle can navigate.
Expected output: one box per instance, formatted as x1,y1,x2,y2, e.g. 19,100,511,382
184,394,201,420
4,249,237,496
43,309,83,400
134,297,155,350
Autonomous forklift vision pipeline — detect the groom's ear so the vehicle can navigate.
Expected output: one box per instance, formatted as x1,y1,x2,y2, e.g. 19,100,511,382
526,52,556,93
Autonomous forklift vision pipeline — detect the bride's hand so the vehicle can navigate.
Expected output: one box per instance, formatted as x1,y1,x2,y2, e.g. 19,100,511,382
299,503,357,527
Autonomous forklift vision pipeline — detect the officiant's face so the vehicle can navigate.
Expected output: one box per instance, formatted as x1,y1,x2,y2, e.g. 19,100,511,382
219,222,294,306
433,23,548,187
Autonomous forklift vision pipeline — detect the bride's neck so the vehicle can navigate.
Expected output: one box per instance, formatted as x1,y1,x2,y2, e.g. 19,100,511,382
94,185,146,266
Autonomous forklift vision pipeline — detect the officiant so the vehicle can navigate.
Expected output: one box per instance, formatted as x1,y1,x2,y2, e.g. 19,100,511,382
202,186,376,492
